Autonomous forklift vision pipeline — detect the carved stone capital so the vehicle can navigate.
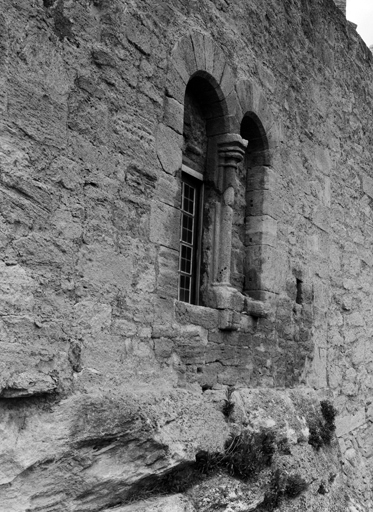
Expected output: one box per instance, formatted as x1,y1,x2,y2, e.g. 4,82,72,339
217,134,247,168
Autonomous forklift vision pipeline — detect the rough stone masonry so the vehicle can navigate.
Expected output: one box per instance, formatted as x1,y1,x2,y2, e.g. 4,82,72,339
0,0,372,510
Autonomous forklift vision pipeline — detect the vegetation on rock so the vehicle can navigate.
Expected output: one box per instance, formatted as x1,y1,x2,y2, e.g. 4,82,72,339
257,470,309,511
308,400,337,451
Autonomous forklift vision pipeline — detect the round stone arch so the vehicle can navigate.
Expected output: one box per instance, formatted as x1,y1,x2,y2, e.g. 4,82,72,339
163,31,237,138
155,31,249,309
230,80,281,301
231,78,281,166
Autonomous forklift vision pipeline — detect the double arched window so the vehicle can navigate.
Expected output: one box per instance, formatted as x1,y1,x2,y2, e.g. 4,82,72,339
178,74,272,308
156,33,279,312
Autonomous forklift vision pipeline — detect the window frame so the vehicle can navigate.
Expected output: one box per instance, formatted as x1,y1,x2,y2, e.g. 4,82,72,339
178,164,204,305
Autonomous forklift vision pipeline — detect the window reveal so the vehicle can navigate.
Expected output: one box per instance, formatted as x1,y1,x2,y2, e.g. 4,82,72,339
178,76,209,305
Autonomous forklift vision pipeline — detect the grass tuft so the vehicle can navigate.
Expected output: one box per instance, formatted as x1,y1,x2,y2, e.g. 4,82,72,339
257,470,308,511
308,400,336,450
196,430,276,480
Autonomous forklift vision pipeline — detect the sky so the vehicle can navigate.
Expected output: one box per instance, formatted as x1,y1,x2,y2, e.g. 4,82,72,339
346,0,373,47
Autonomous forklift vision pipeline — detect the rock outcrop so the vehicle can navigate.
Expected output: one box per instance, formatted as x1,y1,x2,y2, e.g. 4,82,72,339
0,387,346,511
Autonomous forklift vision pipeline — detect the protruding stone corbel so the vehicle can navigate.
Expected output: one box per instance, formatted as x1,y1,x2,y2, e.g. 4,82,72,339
212,134,247,306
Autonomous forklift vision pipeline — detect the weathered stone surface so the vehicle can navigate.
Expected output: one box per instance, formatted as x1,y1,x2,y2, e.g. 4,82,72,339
0,388,228,511
0,387,340,512
156,123,183,175
105,495,196,512
0,0,372,509
0,371,57,398
186,389,346,511
336,409,366,438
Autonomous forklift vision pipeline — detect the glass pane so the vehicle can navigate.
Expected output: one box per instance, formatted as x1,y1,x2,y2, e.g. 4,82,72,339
179,275,190,303
182,183,195,215
179,175,201,304
181,214,194,244
180,244,192,274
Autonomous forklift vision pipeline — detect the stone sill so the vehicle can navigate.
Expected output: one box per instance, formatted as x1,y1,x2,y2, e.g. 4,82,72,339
175,294,269,332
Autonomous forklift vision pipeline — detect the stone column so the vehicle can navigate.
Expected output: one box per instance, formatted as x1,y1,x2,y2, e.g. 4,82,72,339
212,134,247,307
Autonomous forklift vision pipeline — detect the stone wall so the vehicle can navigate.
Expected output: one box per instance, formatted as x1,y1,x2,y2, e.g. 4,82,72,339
0,0,373,509
334,0,346,16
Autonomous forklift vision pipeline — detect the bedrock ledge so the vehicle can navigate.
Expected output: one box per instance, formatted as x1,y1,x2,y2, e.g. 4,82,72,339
0,386,354,511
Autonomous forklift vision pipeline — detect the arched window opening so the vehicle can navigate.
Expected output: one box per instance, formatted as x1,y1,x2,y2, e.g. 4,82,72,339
239,113,273,301
182,77,209,170
240,113,269,167
178,76,224,305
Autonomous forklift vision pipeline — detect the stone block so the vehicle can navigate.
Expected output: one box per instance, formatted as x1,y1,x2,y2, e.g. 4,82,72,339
212,286,245,312
0,171,56,213
218,309,240,330
152,323,180,339
174,36,197,77
244,297,270,318
236,78,254,115
0,262,35,315
150,201,180,249
362,173,373,199
77,244,133,294
245,215,277,246
8,78,67,148
206,345,241,365
204,36,215,75
351,338,367,366
247,166,277,191
244,245,282,294
221,89,243,125
155,123,183,175
92,48,116,67
217,365,252,386
154,337,174,360
336,409,366,437
166,62,187,103
366,404,373,422
250,81,263,116
346,312,365,328
259,96,273,128
314,146,332,175
219,62,235,99
156,246,179,299
175,344,206,365
323,176,331,207
174,301,219,330
126,15,152,56
311,204,330,233
212,44,227,85
0,370,57,398
239,313,257,332
74,300,112,338
13,232,67,268
156,173,180,208
191,32,206,72
257,62,276,92
163,96,184,134
266,121,284,147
